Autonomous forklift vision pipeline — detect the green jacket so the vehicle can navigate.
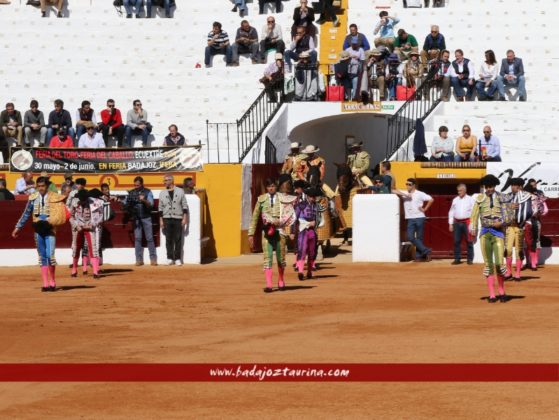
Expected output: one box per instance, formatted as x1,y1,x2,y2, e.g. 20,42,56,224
347,151,370,176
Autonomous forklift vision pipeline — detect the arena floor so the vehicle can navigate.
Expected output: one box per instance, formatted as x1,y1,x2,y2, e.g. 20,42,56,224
1,253,558,419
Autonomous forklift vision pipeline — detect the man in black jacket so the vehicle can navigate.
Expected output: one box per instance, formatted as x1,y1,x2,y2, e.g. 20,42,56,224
496,50,526,101
47,99,75,146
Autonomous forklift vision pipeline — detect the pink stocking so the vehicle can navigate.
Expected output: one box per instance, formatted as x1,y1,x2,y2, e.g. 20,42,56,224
71,257,79,275
497,274,505,296
505,257,512,277
278,266,285,288
92,257,100,276
82,255,89,274
48,266,56,288
486,275,496,299
296,260,304,273
535,249,541,267
40,266,49,288
264,268,273,289
514,260,522,278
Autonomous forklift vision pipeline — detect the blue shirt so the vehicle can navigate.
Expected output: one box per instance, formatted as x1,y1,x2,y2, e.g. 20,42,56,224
375,17,400,38
479,134,501,158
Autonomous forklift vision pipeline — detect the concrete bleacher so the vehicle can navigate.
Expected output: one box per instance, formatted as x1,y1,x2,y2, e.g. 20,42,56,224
0,0,300,160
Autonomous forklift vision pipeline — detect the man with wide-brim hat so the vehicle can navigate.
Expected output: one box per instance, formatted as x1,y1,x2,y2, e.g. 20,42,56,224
469,174,509,303
346,140,372,186
297,144,324,181
404,50,424,89
261,52,286,102
282,141,307,181
363,48,387,101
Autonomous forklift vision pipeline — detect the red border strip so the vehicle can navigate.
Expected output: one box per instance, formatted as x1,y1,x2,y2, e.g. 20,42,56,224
0,364,558,382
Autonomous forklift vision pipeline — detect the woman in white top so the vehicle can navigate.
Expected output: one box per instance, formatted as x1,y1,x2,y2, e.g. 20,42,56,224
476,49,499,100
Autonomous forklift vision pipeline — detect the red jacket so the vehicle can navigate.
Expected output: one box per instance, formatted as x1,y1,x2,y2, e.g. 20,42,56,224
100,108,123,129
50,135,74,148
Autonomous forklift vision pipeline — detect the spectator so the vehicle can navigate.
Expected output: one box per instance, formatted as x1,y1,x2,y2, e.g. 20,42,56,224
231,20,259,66
316,0,339,27
125,99,152,147
291,0,316,39
430,125,454,162
344,40,365,100
40,0,63,17
478,125,501,162
362,49,387,101
429,49,451,101
448,49,475,101
454,124,477,162
0,178,15,201
385,53,403,101
476,49,499,101
23,100,47,147
1,102,23,147
164,124,186,146
159,175,189,266
49,128,74,148
259,0,282,14
496,49,526,101
40,171,58,193
205,22,233,68
60,172,76,195
15,171,35,195
75,100,98,141
47,99,74,147
231,0,247,18
369,175,390,194
260,53,286,102
259,16,285,63
99,99,125,147
394,178,434,262
393,29,418,62
183,177,197,194
124,0,143,18
123,176,158,266
0,126,7,163
334,51,353,100
146,0,173,18
403,51,424,88
380,160,396,192
448,183,475,265
78,123,106,148
373,11,399,50
285,25,317,72
343,24,370,51
421,25,446,65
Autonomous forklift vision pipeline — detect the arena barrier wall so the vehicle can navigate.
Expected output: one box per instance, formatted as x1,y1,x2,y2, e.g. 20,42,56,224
352,195,400,263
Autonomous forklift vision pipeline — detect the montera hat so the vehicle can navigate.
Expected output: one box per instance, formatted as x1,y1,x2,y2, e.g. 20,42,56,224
305,187,322,197
480,174,500,187
510,177,525,187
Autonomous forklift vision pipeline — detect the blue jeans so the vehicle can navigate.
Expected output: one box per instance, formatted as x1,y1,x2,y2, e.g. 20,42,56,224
387,78,400,100
35,232,56,266
496,75,526,100
205,46,233,66
47,127,75,146
407,217,429,257
235,0,247,11
450,77,474,99
124,0,144,16
453,221,473,262
146,0,172,17
284,50,317,70
134,217,157,262
125,124,152,147
475,80,498,100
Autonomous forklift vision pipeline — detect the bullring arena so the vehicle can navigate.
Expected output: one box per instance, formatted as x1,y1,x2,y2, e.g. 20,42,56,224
1,0,559,419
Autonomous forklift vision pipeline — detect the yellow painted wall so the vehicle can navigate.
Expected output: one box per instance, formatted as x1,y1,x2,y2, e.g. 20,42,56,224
391,162,487,189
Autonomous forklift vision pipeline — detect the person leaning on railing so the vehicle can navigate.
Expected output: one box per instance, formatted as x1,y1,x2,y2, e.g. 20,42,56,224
260,53,286,103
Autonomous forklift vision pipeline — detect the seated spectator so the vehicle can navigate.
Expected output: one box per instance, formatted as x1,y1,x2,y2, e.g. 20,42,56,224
291,0,316,39
183,177,197,194
334,51,352,101
164,124,186,146
40,0,63,17
259,16,285,64
285,25,317,72
393,29,418,61
316,0,339,26
454,124,477,162
99,99,125,147
421,25,446,65
75,100,98,141
344,40,365,100
1,102,23,147
448,49,475,101
496,49,526,101
403,51,424,88
23,100,47,147
146,0,173,18
369,175,390,194
15,171,35,195
430,125,454,162
231,20,259,66
124,0,144,18
343,24,370,51
260,53,286,102
476,49,499,101
478,125,501,162
259,0,282,14
0,126,7,163
361,49,387,102
429,49,451,101
294,52,321,101
125,99,152,147
385,53,403,101
205,22,232,68
78,123,106,148
0,179,15,201
231,0,247,18
373,11,399,50
49,128,74,148
47,99,74,147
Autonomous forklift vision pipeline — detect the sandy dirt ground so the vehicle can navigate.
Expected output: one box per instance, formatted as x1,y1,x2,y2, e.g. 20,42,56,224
0,253,558,419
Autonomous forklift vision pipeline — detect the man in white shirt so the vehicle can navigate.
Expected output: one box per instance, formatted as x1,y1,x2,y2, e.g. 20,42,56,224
78,123,106,148
448,49,475,101
448,183,475,265
15,171,35,195
259,16,285,63
394,178,434,261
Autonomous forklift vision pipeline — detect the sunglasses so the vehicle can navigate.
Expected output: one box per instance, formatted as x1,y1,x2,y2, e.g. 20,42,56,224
267,20,274,23
134,103,142,107
483,131,491,134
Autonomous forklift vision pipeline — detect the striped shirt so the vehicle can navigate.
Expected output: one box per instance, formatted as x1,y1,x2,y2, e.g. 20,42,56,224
207,30,229,49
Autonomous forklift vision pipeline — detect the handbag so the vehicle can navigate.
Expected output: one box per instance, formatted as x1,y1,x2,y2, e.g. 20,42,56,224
326,85,344,101
396,85,416,101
